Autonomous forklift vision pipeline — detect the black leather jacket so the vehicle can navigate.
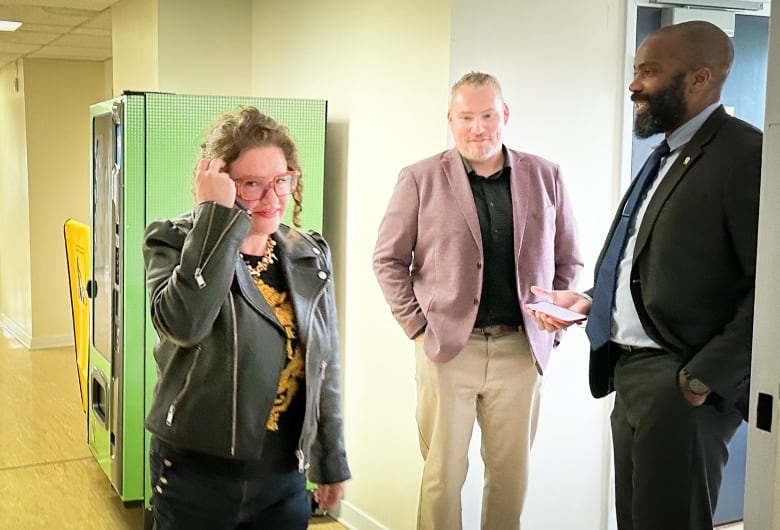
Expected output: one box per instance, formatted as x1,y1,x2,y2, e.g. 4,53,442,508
143,201,350,485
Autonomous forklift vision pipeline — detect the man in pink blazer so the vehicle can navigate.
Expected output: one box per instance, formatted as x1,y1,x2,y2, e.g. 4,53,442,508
373,72,582,530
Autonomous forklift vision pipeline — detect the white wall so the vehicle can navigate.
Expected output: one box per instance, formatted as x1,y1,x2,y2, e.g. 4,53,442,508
450,1,623,529
112,0,159,95
112,0,252,96
157,0,252,96
0,60,32,342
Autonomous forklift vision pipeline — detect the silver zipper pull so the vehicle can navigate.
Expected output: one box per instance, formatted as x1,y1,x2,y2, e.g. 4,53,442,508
296,449,305,473
194,268,206,288
320,360,328,380
166,404,175,426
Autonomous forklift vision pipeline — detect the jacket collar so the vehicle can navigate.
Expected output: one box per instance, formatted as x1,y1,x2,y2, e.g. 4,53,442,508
275,225,325,263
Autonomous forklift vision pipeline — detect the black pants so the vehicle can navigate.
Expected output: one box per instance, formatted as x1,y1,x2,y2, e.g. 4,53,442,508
150,440,310,530
611,349,742,530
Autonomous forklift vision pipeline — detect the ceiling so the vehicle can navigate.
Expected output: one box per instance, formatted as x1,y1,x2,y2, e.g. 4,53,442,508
1,1,773,72
0,0,119,70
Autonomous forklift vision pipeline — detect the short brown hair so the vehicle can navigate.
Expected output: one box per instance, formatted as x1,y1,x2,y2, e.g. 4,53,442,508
450,71,504,105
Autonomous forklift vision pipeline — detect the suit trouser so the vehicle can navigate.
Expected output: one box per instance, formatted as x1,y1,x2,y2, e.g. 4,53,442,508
414,330,541,530
611,349,743,530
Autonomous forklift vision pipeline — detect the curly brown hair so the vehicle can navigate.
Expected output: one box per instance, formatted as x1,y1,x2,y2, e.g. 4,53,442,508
200,106,303,227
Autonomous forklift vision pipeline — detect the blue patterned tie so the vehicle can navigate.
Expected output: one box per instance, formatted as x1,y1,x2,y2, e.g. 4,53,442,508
586,140,671,349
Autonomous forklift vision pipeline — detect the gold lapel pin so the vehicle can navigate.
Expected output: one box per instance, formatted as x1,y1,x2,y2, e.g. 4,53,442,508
683,156,691,165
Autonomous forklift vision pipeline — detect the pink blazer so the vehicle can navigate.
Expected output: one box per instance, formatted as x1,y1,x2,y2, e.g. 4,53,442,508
373,147,582,372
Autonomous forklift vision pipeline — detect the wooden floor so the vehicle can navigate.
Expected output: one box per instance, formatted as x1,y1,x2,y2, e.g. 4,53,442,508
0,329,346,529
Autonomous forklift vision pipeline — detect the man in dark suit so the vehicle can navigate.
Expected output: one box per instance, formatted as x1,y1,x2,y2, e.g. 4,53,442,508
527,21,762,530
373,72,582,529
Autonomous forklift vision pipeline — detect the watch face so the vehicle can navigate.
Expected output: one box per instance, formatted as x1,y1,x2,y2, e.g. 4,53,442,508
688,378,710,395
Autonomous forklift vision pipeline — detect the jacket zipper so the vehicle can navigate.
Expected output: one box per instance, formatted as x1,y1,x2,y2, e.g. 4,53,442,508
166,345,202,426
193,206,244,288
229,293,239,456
297,279,328,473
317,359,327,422
193,206,215,288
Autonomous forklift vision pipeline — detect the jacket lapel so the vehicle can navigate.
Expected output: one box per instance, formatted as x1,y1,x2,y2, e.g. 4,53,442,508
633,106,728,258
277,228,331,345
235,236,283,329
276,228,322,302
442,148,482,250
235,229,323,337
508,153,530,252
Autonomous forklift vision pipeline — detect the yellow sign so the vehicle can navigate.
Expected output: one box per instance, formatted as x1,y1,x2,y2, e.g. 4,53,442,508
64,219,90,413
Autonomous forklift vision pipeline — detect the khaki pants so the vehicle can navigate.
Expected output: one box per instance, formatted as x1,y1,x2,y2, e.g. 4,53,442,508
414,331,541,530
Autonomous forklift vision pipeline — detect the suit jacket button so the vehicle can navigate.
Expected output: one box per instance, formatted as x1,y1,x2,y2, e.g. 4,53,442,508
477,262,482,269
474,298,479,305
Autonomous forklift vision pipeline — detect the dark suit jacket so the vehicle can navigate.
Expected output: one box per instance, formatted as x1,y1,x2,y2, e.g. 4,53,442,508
373,147,583,372
589,106,762,419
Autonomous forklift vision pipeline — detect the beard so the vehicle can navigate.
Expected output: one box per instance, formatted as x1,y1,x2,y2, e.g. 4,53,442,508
633,72,688,139
457,136,502,164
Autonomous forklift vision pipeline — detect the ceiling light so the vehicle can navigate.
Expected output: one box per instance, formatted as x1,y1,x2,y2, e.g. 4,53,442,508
0,20,22,32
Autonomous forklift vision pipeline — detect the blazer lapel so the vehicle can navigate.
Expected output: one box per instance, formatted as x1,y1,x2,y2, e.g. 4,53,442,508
634,107,728,258
508,153,530,252
442,148,482,249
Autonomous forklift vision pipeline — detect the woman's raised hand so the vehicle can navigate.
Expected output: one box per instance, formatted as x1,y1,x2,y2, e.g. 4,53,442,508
194,158,236,208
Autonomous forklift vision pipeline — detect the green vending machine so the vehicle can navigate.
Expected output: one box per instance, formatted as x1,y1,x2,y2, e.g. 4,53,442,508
87,92,327,515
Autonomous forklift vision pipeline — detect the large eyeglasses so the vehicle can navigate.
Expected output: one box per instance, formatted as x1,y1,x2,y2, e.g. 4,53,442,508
234,171,299,201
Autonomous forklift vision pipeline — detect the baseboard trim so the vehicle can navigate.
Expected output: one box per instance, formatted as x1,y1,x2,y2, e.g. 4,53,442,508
0,314,74,350
30,334,73,349
0,314,32,348
336,501,390,530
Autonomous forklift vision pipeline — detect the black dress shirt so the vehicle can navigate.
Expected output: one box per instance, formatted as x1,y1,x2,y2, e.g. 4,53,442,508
464,152,523,328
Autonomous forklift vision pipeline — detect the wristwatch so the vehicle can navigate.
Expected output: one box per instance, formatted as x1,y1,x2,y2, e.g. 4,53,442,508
681,368,710,396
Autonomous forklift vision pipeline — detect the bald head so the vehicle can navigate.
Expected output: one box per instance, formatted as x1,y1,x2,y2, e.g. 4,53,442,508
650,20,734,89
630,20,734,135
